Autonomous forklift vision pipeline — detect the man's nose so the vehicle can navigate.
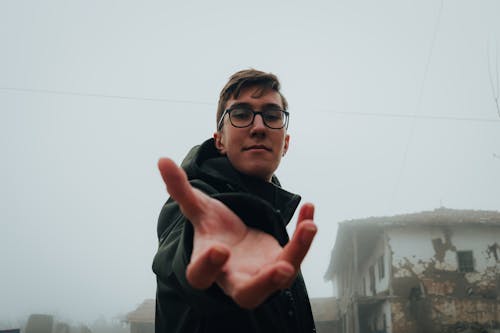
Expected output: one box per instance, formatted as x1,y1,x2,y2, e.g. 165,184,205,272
251,113,266,130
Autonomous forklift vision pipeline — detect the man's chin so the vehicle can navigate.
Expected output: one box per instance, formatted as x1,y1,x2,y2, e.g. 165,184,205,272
238,164,274,182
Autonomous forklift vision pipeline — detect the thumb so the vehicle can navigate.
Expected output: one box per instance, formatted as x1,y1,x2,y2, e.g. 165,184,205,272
158,158,203,220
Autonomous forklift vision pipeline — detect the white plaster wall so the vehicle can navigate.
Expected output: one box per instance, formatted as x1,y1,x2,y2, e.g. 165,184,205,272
387,225,500,278
383,301,392,333
358,233,390,295
334,258,355,301
331,276,338,298
449,226,499,271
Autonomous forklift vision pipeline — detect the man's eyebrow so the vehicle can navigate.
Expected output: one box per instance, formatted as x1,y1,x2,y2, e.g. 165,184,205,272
228,102,252,109
228,102,282,109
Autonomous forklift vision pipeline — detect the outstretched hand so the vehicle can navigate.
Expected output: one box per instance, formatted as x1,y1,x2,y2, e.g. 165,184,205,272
158,158,317,309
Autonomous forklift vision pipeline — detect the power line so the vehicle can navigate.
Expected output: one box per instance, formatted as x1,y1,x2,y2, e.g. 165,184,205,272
391,0,445,208
487,38,500,117
0,87,213,106
1,86,499,123
316,109,499,123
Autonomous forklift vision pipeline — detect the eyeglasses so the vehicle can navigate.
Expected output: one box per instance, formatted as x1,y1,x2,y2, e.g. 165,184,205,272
217,106,289,130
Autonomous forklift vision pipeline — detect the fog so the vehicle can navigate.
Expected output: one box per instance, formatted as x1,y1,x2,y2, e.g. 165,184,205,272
1,0,499,326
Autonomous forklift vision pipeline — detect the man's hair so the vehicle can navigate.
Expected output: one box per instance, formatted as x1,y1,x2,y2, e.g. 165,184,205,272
216,69,288,129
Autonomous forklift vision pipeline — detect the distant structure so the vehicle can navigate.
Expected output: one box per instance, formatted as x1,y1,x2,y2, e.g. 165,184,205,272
22,315,91,333
126,299,154,333
310,297,340,333
24,315,54,333
324,207,500,333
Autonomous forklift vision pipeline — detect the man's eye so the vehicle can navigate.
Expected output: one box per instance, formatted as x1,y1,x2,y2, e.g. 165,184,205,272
231,109,252,119
263,111,283,121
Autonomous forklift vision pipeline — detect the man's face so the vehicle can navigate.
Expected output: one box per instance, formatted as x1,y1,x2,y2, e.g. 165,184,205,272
213,85,290,182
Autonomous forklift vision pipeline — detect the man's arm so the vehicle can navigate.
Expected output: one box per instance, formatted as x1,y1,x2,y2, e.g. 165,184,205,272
157,157,317,309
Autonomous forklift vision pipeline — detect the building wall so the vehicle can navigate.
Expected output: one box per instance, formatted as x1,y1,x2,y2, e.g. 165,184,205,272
335,231,391,298
387,225,499,298
358,234,390,296
332,276,339,298
334,230,394,333
388,225,500,271
315,320,340,333
383,301,392,333
129,323,153,333
362,301,392,333
386,225,500,333
336,250,356,310
391,297,500,333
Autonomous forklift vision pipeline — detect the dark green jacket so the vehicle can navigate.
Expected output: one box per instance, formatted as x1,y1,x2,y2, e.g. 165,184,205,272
152,138,316,333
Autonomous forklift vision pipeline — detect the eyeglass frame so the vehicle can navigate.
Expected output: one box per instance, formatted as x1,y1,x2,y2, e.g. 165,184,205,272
217,107,290,131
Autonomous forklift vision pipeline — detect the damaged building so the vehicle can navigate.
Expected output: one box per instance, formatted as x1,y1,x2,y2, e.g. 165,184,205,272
324,207,500,333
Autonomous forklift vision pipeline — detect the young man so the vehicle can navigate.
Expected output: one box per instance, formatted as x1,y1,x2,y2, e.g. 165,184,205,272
153,69,317,333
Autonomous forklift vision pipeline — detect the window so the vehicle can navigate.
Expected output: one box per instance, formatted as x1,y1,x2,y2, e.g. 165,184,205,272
369,265,376,294
457,250,474,272
378,255,385,280
362,276,366,296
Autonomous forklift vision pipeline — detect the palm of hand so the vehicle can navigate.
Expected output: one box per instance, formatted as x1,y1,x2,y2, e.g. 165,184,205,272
189,192,287,306
218,230,282,288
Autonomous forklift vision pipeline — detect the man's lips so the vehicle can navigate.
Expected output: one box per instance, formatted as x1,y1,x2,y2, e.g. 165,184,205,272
243,145,271,152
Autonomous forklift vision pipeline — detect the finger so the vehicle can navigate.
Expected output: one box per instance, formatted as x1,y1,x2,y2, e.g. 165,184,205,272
296,203,314,226
186,244,230,290
158,158,203,219
231,261,295,309
279,221,317,269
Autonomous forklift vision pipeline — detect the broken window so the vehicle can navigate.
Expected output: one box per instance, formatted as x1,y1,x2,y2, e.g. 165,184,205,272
457,250,474,272
378,255,385,280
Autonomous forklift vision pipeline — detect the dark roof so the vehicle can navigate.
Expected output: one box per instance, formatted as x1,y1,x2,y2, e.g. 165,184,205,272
324,207,500,280
126,299,155,323
339,207,500,227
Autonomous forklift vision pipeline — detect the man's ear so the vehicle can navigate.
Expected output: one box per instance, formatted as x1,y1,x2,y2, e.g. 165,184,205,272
282,134,290,156
213,132,226,154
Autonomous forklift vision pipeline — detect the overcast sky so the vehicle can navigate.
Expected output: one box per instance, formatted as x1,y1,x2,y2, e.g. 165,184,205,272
1,0,500,326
